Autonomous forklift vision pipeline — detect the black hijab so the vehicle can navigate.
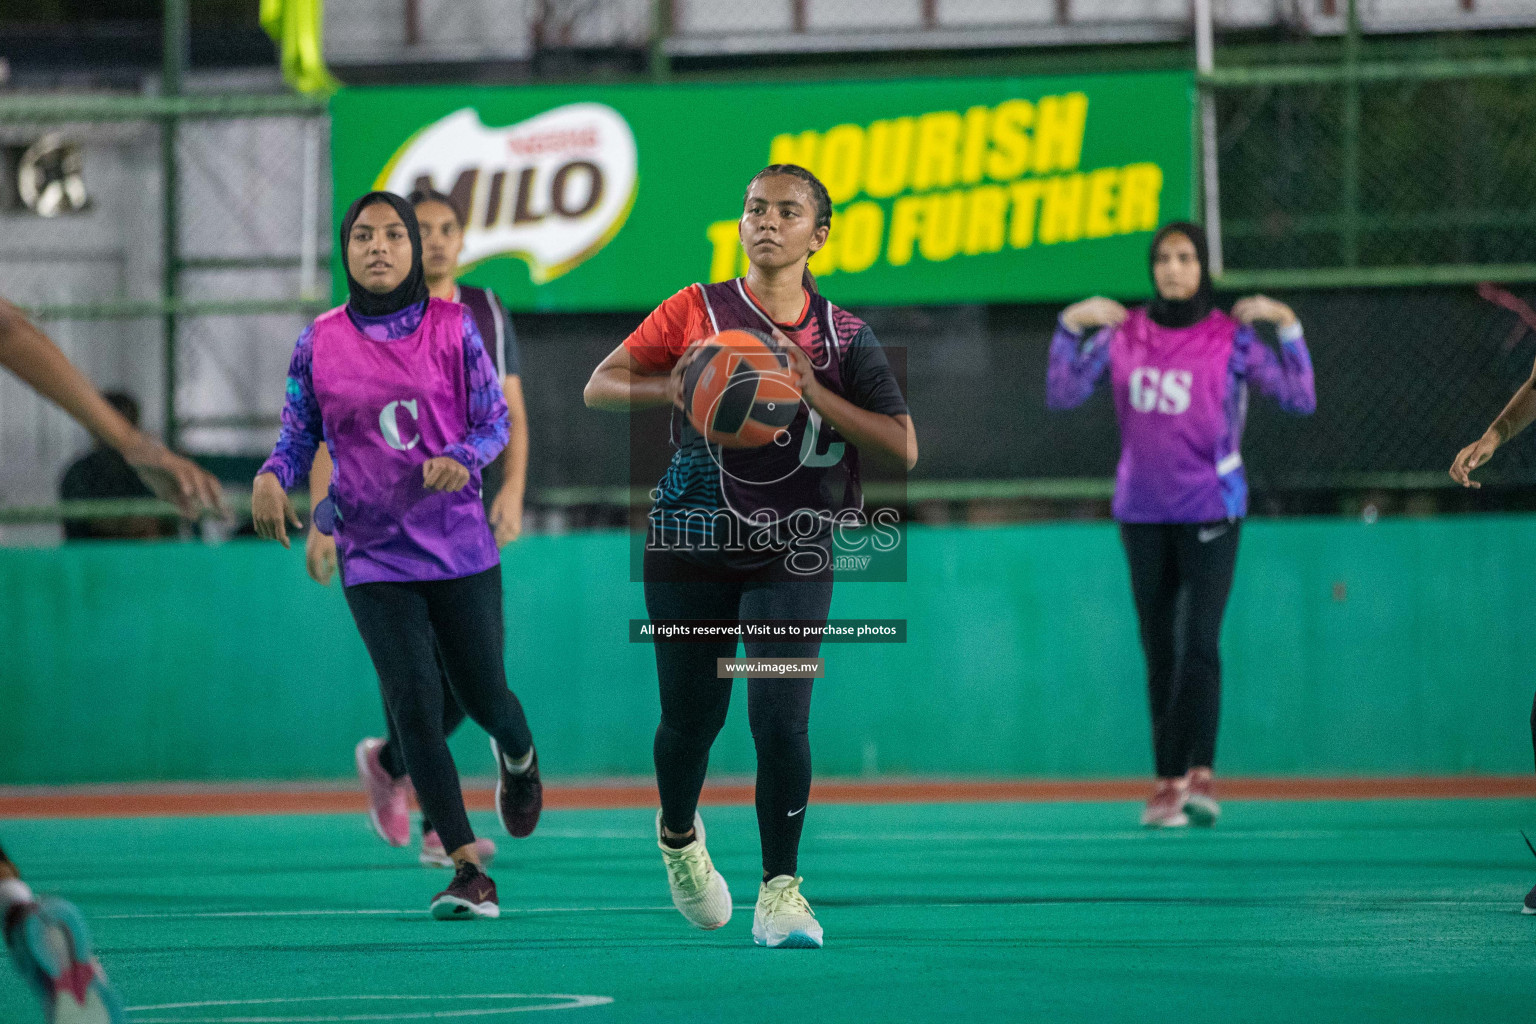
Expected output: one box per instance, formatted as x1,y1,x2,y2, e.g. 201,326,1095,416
1146,221,1215,329
341,191,428,318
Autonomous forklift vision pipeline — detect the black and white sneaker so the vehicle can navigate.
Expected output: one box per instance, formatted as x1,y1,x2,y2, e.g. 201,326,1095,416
491,738,542,839
430,862,499,920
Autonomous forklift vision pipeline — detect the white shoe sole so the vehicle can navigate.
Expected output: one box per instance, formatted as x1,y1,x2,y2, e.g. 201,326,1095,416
1522,905,1536,915
1142,812,1190,828
430,896,500,920
1184,795,1220,827
752,924,824,949
657,810,732,930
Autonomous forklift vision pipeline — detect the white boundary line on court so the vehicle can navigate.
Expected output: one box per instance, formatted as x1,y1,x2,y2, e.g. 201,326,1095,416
100,906,679,920
99,896,1504,922
125,993,613,1022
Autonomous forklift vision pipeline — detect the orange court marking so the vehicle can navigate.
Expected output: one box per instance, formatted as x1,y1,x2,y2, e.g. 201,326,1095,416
1,775,1533,820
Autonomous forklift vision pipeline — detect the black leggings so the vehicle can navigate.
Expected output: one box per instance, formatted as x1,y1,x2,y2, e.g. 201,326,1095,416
374,482,505,826
377,638,467,838
1120,521,1240,779
344,566,533,855
644,547,833,879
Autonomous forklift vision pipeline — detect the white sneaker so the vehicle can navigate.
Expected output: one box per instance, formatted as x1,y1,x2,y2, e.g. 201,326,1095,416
420,831,498,869
656,810,732,930
752,874,823,949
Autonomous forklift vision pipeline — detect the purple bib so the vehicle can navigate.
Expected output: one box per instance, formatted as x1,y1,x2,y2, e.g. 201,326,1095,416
1109,307,1243,523
310,298,499,585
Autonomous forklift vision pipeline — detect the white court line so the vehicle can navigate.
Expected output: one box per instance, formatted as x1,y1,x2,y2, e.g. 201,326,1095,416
125,993,612,1022
815,830,1428,842
101,894,1501,923
534,829,1397,842
100,906,684,921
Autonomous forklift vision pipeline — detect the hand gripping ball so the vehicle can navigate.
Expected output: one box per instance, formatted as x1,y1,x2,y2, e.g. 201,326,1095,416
680,329,803,449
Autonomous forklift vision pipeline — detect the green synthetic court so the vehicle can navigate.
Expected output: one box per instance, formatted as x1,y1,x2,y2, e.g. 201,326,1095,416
4,797,1536,1023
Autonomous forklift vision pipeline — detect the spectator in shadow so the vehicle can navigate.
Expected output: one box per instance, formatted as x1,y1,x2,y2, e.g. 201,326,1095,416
59,391,173,540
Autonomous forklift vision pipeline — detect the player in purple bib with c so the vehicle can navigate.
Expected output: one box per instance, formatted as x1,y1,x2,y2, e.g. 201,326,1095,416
1047,221,1316,829
252,191,541,920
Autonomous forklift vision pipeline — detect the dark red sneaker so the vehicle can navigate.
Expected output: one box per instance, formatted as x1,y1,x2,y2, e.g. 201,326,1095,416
430,862,499,920
491,738,542,838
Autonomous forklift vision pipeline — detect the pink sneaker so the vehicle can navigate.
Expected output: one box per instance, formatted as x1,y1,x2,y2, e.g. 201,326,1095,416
1183,767,1220,826
355,737,410,847
1139,778,1189,828
420,831,498,869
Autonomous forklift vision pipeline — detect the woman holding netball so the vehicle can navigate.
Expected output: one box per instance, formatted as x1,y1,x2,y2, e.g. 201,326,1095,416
1047,221,1315,828
253,191,541,919
584,164,916,948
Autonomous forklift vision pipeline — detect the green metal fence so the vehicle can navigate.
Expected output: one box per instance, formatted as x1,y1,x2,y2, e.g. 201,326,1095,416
1202,5,1536,291
6,9,1536,529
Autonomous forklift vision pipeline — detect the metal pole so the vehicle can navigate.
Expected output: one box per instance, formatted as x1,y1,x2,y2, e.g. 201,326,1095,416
1194,0,1224,276
404,0,420,46
1341,0,1362,267
162,0,187,450
299,118,320,300
649,0,671,83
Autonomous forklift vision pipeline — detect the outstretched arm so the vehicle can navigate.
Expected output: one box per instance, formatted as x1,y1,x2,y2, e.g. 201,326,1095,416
0,299,224,517
1451,358,1536,488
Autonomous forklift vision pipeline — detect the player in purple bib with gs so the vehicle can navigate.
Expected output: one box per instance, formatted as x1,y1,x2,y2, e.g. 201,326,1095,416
1047,221,1316,829
252,191,541,920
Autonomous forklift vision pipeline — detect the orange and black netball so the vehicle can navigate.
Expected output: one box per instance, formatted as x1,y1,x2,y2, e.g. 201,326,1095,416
681,329,802,449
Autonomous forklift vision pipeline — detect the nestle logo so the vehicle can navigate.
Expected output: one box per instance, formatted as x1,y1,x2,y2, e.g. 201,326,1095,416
506,126,599,157
379,103,637,285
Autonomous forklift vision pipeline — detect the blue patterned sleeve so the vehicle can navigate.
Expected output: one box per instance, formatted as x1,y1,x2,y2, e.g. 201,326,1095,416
1240,322,1316,415
1046,320,1114,410
258,325,322,490
444,309,510,471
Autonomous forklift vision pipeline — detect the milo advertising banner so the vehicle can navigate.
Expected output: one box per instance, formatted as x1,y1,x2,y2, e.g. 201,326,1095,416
330,72,1194,311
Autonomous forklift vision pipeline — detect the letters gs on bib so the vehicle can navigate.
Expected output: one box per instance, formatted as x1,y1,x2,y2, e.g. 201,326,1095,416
1129,367,1192,415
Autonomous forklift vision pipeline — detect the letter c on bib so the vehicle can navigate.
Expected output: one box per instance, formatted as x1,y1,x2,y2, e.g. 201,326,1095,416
380,399,421,451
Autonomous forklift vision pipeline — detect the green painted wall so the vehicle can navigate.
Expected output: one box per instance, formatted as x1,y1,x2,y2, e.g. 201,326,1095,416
1,519,1532,785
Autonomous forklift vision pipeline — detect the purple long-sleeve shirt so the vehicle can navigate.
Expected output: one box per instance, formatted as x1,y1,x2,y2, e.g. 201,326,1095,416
260,301,509,491
259,299,509,585
1047,307,1315,522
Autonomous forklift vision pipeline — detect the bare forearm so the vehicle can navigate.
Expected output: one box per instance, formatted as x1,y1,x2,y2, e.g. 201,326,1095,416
308,443,333,506
1490,380,1536,444
503,379,528,500
0,305,138,450
584,366,671,411
809,389,916,470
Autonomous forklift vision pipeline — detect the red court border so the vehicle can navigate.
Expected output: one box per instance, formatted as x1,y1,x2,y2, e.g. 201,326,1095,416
2,776,1534,819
